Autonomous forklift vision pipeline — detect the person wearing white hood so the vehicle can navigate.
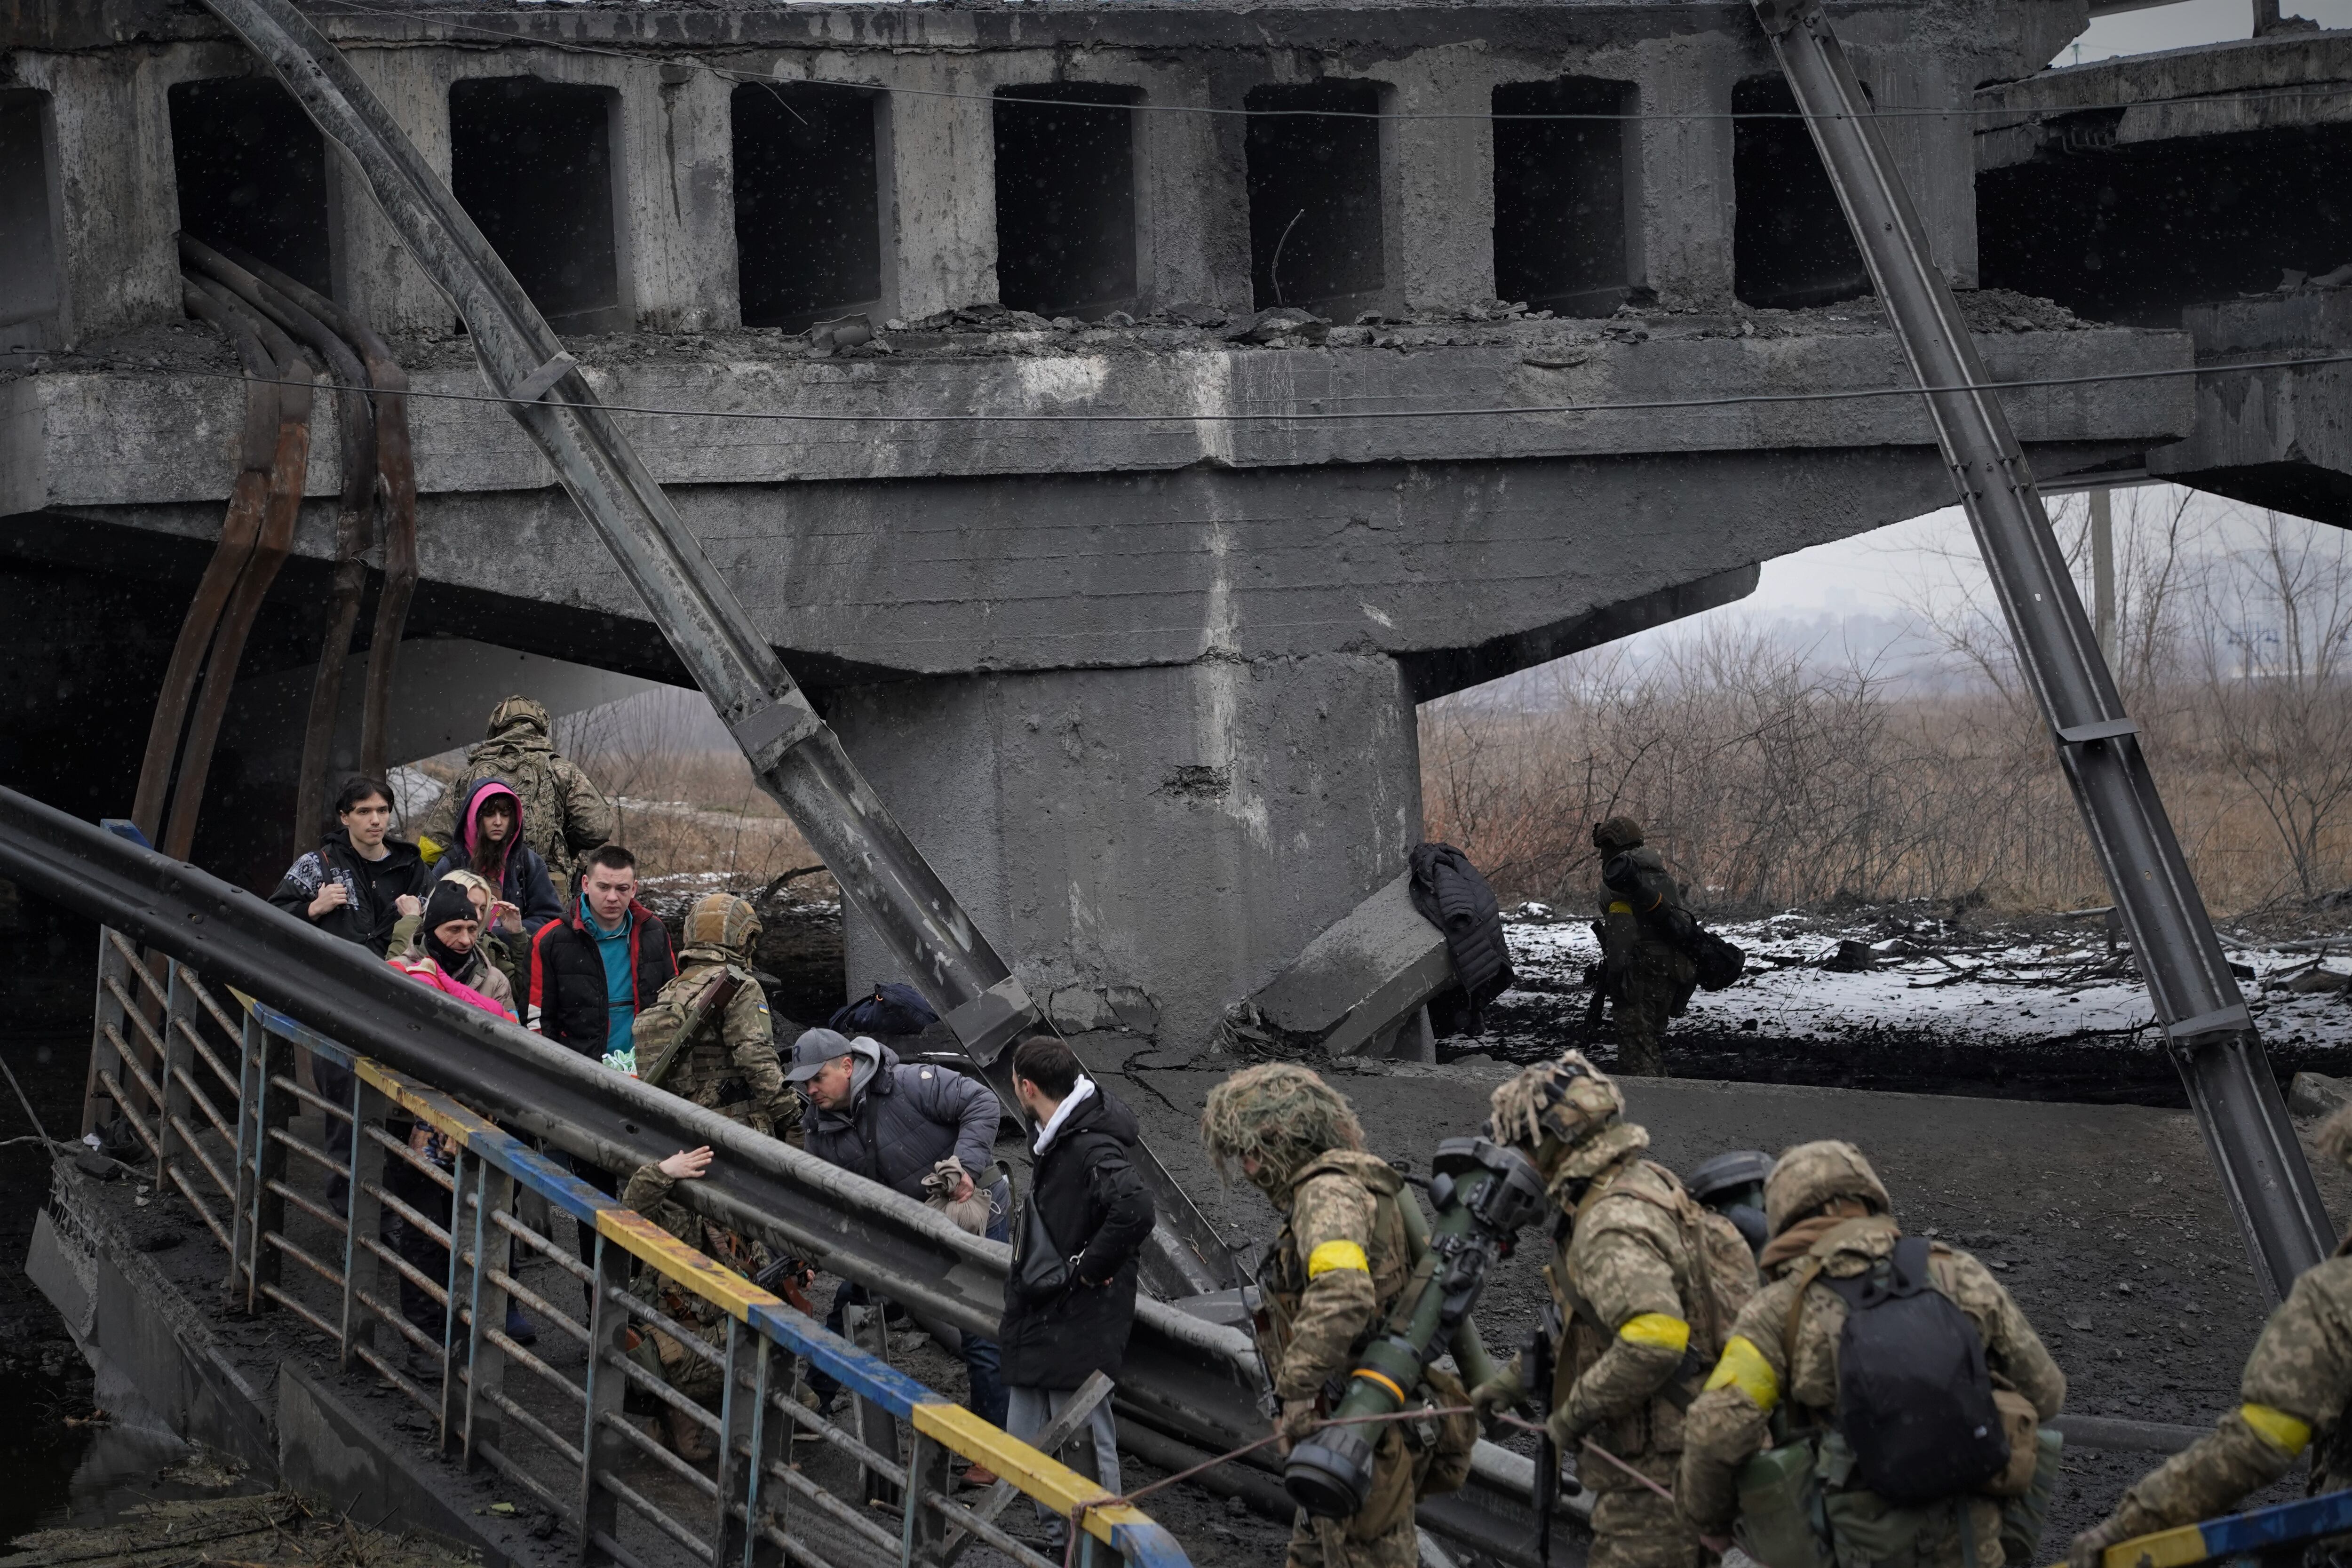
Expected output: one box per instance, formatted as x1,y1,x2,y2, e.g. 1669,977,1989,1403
998,1035,1154,1544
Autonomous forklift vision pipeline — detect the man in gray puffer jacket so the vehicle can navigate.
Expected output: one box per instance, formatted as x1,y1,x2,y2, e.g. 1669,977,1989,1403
789,1028,1012,1445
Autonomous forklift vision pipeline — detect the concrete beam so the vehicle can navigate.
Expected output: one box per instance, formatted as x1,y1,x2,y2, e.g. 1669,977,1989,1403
2149,290,2352,526
1243,872,1457,1058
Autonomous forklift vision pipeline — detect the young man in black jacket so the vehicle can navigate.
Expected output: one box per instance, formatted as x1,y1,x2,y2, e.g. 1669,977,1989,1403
525,844,676,1062
999,1035,1154,1536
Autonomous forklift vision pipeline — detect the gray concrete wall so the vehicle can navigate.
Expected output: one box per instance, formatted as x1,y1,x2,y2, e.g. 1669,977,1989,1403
832,653,1423,1050
3,0,2070,346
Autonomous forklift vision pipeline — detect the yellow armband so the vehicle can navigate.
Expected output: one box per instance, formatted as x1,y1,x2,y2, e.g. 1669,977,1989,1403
1307,1240,1370,1278
1618,1313,1691,1352
1702,1334,1779,1412
2241,1402,2312,1455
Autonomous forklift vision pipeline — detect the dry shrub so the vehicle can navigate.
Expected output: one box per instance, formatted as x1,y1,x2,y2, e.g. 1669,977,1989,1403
1423,498,2352,918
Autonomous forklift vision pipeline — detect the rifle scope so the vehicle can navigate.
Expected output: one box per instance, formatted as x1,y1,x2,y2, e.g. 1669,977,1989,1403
1284,1136,1548,1518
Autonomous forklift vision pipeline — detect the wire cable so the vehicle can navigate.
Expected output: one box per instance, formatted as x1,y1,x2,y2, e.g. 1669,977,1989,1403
305,0,2352,125
46,346,2352,427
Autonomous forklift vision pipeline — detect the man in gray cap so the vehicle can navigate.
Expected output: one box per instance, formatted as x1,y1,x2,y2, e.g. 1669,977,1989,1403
787,1027,1013,1464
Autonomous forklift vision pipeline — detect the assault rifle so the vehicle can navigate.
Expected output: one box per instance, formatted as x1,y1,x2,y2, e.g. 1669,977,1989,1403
636,969,745,1090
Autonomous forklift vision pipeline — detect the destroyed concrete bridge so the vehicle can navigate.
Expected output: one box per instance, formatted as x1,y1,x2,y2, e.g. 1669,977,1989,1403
12,0,2348,1051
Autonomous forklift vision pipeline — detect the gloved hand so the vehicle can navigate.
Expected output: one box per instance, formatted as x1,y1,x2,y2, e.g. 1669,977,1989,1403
1469,1368,1526,1424
2070,1519,2130,1568
1277,1397,1320,1455
1545,1403,1586,1454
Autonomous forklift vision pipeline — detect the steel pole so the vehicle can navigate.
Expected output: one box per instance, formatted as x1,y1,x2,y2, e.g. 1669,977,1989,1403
1751,0,2330,1297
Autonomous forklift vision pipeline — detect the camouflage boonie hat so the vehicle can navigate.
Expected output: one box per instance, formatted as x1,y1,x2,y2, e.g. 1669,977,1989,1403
1200,1063,1365,1196
684,893,761,956
486,695,551,738
1591,816,1645,853
1764,1139,1892,1236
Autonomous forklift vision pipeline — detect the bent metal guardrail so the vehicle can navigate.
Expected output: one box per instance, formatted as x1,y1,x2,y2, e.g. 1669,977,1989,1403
88,924,1187,1568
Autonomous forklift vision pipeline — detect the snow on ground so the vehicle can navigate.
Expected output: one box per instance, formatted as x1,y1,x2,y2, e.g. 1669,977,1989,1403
1483,905,2352,1094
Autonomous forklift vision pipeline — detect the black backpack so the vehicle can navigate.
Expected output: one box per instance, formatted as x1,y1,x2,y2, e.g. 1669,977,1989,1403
1828,1235,2010,1503
830,981,940,1037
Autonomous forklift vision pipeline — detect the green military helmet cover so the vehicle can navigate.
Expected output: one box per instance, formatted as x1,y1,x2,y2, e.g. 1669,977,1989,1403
1764,1138,1892,1237
1487,1050,1642,1185
486,694,552,740
1591,816,1645,853
1200,1062,1366,1198
684,892,762,958
2320,1102,2352,1171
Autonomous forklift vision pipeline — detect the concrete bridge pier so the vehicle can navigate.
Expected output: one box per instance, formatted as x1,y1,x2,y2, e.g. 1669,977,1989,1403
833,652,1423,1053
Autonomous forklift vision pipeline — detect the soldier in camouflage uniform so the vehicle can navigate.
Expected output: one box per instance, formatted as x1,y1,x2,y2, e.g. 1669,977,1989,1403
2070,1103,2352,1568
1678,1141,2066,1568
631,894,798,1143
419,697,613,894
1202,1064,1441,1568
1470,1052,1758,1568
1590,818,1697,1078
620,1145,759,1462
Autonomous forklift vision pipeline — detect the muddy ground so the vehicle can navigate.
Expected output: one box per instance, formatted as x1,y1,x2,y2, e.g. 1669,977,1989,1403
1075,1042,2352,1555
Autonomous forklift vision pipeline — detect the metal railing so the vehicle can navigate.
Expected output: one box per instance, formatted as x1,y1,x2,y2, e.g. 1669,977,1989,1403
85,926,1189,1568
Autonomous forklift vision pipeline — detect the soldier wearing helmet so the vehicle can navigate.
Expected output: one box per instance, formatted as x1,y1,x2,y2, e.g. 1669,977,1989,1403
1470,1053,1758,1568
1677,1141,2066,1568
418,695,614,895
631,893,797,1142
2069,1103,2352,1568
1588,817,1697,1077
1202,1064,1461,1568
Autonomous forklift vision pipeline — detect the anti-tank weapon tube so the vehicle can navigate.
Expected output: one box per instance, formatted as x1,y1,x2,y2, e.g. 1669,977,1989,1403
1285,1137,1549,1518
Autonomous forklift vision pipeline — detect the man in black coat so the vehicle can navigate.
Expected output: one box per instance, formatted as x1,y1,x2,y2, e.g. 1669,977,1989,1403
999,1035,1154,1537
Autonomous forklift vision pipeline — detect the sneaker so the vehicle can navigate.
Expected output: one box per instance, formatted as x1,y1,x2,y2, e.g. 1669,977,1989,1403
504,1305,537,1346
960,1464,998,1488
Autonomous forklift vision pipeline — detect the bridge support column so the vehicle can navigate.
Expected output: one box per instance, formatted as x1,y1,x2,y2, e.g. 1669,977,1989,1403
829,653,1423,1054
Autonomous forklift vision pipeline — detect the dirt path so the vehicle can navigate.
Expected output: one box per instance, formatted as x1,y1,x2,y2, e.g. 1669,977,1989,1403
1085,1043,2352,1549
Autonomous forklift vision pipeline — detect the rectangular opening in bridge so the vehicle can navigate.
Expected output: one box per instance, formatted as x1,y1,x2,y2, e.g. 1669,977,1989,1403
167,76,332,297
1492,77,1633,317
1246,80,1384,312
0,91,63,350
1980,123,2352,326
993,83,1140,318
734,81,883,330
450,77,628,334
1732,74,1868,310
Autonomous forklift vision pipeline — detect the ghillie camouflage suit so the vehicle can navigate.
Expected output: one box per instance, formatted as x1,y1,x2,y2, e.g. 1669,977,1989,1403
1472,1053,1759,1568
2071,1103,2352,1568
1590,817,1697,1077
420,697,613,892
1203,1064,1469,1568
632,894,797,1142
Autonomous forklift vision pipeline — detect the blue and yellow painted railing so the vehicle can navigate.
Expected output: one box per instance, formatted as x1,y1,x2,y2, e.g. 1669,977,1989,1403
2085,1487,2352,1568
239,1001,1190,1568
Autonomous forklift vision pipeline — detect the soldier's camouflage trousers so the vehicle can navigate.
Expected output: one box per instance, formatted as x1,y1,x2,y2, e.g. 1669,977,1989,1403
1609,947,1691,1077
1285,1509,1418,1568
1590,1478,1706,1568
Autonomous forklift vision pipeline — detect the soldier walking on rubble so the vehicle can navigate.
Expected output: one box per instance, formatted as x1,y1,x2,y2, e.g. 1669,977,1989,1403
420,696,614,895
1201,1063,1466,1568
2069,1102,2352,1568
630,893,798,1142
1469,1052,1757,1568
1677,1140,2067,1568
1588,817,1698,1078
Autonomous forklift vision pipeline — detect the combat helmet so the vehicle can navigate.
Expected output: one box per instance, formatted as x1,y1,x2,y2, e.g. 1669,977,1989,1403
1763,1139,1891,1237
1200,1063,1366,1200
486,695,552,739
683,893,762,961
1486,1051,1639,1185
1591,816,1645,854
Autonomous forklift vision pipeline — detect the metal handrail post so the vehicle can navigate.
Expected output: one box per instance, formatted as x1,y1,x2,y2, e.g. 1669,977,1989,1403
248,1022,294,1310
229,1009,264,1299
1749,0,2332,1298
436,1142,467,1446
710,1319,744,1568
581,1230,632,1561
159,961,200,1194
465,1160,516,1461
735,1338,781,1568
343,1075,391,1369
85,926,132,1139
904,1432,953,1567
